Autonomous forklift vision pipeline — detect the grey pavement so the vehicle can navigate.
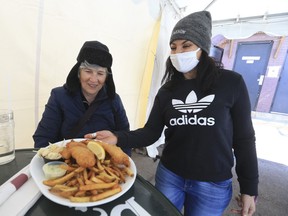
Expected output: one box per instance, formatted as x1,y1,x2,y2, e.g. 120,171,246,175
131,116,288,216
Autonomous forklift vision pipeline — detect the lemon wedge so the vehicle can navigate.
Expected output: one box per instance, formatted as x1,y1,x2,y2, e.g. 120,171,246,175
87,141,106,160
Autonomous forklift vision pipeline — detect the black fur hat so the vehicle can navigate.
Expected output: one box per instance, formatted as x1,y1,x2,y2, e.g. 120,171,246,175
66,41,116,98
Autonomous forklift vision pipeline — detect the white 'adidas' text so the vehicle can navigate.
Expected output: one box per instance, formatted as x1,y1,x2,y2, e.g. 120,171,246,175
170,114,215,126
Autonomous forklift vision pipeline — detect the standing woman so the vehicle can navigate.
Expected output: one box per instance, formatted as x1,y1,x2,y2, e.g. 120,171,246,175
91,11,258,216
33,41,131,155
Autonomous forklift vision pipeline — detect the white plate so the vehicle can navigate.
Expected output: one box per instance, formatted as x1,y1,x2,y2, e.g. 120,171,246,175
30,139,137,207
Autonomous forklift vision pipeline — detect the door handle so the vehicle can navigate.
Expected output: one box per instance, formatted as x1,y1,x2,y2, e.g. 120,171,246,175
257,75,264,85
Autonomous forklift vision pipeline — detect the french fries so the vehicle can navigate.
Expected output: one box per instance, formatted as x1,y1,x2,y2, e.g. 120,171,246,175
42,140,134,203
43,170,77,187
90,187,122,202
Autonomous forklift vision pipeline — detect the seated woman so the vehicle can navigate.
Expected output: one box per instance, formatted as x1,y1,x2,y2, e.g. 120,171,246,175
33,40,131,156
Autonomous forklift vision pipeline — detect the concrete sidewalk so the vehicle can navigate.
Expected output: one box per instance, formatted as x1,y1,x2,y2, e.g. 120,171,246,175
253,118,288,166
131,116,288,215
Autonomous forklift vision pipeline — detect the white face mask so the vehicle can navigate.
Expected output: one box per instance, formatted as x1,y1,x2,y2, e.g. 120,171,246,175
170,48,200,73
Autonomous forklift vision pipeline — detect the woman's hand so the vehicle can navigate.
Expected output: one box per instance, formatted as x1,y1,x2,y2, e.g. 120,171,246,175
84,130,118,145
230,194,256,216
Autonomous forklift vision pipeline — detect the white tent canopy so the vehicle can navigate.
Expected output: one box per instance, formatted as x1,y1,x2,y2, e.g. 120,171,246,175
172,0,288,38
0,0,287,150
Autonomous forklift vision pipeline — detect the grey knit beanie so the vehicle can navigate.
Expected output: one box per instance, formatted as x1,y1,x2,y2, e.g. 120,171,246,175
170,11,212,54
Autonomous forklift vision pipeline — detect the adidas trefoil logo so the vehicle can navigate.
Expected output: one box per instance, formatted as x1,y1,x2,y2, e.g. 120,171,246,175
172,91,215,113
170,91,216,126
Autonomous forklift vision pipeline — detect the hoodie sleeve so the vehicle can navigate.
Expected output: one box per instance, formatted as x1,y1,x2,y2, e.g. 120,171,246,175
231,76,259,196
115,92,166,149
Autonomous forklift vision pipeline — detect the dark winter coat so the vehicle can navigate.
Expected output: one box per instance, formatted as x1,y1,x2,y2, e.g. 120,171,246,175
33,85,130,154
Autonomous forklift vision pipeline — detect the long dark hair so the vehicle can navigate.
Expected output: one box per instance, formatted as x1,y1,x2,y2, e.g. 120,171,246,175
161,51,223,94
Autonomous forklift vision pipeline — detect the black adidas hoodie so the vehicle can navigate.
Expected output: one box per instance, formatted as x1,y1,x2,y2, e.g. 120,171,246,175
116,69,259,196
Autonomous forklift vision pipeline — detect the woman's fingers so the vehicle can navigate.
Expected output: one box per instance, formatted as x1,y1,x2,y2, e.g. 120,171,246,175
84,132,97,139
96,131,117,145
84,131,117,145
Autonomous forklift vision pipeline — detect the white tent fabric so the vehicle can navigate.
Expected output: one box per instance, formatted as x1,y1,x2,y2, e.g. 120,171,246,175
145,1,180,157
212,18,288,39
0,0,159,149
185,0,288,38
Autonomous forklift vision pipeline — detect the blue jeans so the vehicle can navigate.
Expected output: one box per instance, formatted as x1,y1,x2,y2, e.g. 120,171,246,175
155,162,232,216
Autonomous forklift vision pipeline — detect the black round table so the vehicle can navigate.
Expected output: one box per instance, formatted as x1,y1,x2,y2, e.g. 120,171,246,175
0,149,182,216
